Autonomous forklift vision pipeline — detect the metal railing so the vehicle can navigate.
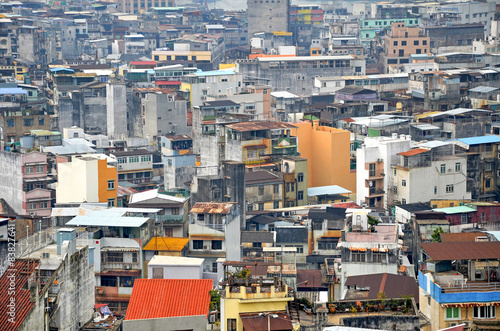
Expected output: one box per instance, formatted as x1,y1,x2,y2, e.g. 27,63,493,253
441,282,500,293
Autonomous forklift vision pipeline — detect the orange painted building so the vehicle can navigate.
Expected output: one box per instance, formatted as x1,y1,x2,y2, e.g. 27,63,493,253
293,121,356,192
98,158,118,206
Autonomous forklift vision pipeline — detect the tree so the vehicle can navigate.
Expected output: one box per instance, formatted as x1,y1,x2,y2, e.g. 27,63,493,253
431,227,444,242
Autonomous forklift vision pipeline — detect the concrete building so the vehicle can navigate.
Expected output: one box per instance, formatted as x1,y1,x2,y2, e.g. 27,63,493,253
360,18,420,44
314,73,409,95
281,156,308,207
440,0,496,36
0,150,52,217
424,24,484,54
382,22,430,73
67,207,159,313
161,135,196,190
221,277,294,331
294,120,356,193
181,69,243,108
188,202,241,283
143,91,190,140
56,154,118,206
147,255,203,279
106,82,128,141
247,0,289,39
338,218,401,292
236,55,366,95
124,279,212,331
245,170,283,211
393,143,471,205
418,242,500,331
128,188,189,237
356,135,411,208
111,149,155,192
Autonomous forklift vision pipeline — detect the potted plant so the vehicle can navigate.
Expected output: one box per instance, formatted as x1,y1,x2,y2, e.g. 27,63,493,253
328,303,336,313
368,215,380,232
390,299,398,311
350,306,358,315
377,292,387,311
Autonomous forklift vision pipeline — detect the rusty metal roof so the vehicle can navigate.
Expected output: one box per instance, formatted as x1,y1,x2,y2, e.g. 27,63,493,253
420,242,500,261
190,202,236,214
225,121,296,132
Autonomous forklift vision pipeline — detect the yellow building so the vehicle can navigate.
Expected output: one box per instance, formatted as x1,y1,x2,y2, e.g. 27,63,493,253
430,199,473,209
56,155,117,206
293,120,356,192
221,280,295,331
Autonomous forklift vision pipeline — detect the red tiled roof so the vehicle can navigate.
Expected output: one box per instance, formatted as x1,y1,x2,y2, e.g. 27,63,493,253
0,259,40,330
420,242,500,261
125,279,212,320
342,118,355,123
398,148,429,157
130,61,157,66
155,80,181,86
332,202,360,209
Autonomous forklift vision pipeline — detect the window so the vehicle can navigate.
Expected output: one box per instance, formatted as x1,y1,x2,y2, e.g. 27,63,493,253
485,162,492,171
258,186,264,195
440,164,446,174
227,318,237,331
445,307,460,320
247,204,253,212
273,184,279,194
416,49,422,54
402,40,407,46
481,212,486,222
28,202,37,210
423,40,427,45
118,157,127,164
402,198,406,205
402,179,406,187
108,199,115,207
101,276,117,287
461,213,468,224
373,252,386,263
414,40,419,46
38,117,44,126
455,163,461,172
141,155,151,162
298,173,304,182
351,252,366,262
6,119,14,127
212,240,222,250
120,276,135,287
287,183,295,192
108,180,115,190
24,118,33,127
486,179,491,188
446,184,454,193
274,201,280,209
258,203,264,211
393,41,398,46
132,252,138,263
298,191,304,200
36,165,44,173
107,252,123,262
369,163,376,177
434,186,437,195
474,306,495,319
39,202,48,209
193,240,203,249
129,156,139,163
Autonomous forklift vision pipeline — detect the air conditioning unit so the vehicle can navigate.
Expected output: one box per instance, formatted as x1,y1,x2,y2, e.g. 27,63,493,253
123,265,131,270
312,251,319,255
447,322,458,328
204,246,209,250
118,164,123,170
377,158,383,162
201,96,207,100
30,212,36,217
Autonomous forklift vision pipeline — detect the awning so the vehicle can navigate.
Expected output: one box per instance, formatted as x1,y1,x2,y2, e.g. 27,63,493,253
317,237,339,242
349,247,367,251
443,302,500,308
240,312,293,331
190,235,224,241
102,247,139,252
244,144,267,150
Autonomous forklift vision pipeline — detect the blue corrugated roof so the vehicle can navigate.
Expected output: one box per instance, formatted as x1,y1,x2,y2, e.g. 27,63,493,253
448,135,500,146
0,88,26,94
49,67,75,73
308,185,352,196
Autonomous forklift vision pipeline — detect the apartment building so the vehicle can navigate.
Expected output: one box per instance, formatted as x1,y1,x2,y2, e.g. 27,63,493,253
111,149,155,192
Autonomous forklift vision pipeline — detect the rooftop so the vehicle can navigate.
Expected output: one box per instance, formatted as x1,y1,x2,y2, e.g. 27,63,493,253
125,279,212,320
143,237,189,251
440,232,489,242
111,149,153,157
245,171,282,185
190,202,236,214
66,208,161,228
432,206,476,214
225,121,296,132
148,255,204,266
308,185,351,197
448,135,500,146
420,242,500,261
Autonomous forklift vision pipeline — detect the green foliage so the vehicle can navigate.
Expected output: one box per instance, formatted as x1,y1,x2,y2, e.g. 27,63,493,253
209,290,221,311
235,268,250,279
297,297,312,309
431,227,444,242
367,215,380,227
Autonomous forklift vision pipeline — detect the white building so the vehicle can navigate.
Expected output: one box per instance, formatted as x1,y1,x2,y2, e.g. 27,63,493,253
148,255,204,279
356,134,412,208
392,142,471,205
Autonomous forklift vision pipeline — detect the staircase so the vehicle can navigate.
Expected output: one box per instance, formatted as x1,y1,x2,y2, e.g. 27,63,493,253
288,289,301,322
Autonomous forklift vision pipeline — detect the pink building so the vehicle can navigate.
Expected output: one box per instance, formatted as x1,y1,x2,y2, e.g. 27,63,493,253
21,152,52,217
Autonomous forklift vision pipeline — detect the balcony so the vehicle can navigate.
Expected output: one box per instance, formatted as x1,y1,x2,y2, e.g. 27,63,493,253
369,187,385,196
156,214,184,223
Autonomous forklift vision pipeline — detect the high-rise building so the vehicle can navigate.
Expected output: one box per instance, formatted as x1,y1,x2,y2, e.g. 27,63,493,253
247,0,290,40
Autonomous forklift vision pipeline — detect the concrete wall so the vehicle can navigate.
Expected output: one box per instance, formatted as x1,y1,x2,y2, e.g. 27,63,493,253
0,151,22,214
107,83,128,140
342,315,419,331
147,264,202,279
123,315,207,331
226,215,241,261
143,93,190,139
56,158,98,204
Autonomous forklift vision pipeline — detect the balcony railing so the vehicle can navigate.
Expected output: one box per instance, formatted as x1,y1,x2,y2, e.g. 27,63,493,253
369,187,385,196
441,282,500,293
156,214,184,223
